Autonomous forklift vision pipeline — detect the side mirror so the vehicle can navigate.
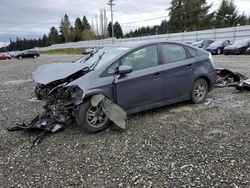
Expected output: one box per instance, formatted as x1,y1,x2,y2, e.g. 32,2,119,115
117,65,133,75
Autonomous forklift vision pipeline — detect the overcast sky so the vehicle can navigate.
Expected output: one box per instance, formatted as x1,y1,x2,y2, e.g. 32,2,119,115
0,0,250,46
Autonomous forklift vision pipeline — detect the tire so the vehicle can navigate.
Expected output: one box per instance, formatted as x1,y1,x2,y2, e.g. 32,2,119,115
33,55,37,59
190,78,208,104
18,56,22,60
217,48,221,55
76,99,110,133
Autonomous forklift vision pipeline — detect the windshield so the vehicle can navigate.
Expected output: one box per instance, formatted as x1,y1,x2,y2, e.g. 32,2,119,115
77,47,130,70
233,40,250,46
192,41,203,46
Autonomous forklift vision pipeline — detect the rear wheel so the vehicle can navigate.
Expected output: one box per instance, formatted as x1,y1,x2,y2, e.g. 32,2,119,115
33,55,37,59
191,78,208,104
18,56,22,60
76,100,110,133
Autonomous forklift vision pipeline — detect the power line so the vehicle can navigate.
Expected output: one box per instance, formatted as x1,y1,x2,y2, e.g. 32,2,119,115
120,16,167,25
119,2,222,25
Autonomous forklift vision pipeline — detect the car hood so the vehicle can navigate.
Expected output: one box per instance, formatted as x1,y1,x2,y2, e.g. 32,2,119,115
33,62,88,85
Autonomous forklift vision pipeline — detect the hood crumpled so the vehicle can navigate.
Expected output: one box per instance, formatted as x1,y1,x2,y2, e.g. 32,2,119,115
33,62,87,85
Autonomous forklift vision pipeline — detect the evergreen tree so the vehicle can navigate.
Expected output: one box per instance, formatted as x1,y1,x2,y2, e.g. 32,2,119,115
82,16,91,31
74,18,83,41
114,22,123,38
237,12,248,26
168,0,214,33
42,34,48,46
69,26,74,42
107,22,112,37
215,0,240,28
59,14,71,42
48,26,59,45
107,22,123,38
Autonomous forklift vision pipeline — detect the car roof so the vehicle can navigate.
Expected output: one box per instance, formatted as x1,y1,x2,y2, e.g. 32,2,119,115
104,40,191,50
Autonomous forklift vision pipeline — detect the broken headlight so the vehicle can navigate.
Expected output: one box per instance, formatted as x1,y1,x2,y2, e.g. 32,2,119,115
67,86,84,105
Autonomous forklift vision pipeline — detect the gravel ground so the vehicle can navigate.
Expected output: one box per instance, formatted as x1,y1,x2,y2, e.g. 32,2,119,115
0,54,250,187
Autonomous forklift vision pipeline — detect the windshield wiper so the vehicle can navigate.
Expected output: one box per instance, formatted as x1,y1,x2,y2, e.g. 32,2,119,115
89,51,106,70
80,49,99,63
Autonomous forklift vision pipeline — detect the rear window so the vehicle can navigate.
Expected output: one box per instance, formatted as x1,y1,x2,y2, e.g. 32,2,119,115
161,44,188,64
186,46,197,57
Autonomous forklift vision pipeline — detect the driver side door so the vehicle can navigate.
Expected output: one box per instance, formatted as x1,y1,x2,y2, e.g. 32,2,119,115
114,45,164,113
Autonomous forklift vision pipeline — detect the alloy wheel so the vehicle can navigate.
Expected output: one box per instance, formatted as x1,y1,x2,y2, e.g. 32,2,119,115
86,105,108,128
194,82,206,101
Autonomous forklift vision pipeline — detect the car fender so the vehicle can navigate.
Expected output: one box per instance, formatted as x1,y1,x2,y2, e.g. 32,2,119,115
84,88,114,101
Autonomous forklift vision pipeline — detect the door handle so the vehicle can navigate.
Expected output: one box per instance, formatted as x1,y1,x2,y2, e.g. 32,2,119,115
186,64,193,69
153,73,161,79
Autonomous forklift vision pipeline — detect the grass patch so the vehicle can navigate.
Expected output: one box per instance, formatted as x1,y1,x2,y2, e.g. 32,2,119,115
40,48,85,55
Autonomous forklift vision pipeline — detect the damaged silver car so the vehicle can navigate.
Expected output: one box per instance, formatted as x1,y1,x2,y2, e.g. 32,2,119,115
16,41,216,133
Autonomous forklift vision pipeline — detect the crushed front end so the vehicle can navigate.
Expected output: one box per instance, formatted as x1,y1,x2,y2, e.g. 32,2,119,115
9,76,85,133
35,82,84,125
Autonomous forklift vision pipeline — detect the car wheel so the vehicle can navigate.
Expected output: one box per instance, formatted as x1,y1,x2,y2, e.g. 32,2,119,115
191,78,208,104
76,99,110,133
18,56,22,60
217,48,221,55
33,55,37,59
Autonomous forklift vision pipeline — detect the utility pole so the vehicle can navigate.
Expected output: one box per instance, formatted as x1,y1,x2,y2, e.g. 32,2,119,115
107,0,115,43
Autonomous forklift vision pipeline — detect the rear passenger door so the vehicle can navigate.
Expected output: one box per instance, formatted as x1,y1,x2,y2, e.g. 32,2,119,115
159,43,195,101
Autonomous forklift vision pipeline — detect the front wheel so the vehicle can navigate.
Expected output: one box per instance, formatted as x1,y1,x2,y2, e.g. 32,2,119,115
33,55,37,59
190,78,208,104
76,100,110,133
217,48,221,55
18,56,22,60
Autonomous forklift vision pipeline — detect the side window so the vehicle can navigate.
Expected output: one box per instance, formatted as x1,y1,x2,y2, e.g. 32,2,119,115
107,61,120,74
120,45,158,71
161,44,188,64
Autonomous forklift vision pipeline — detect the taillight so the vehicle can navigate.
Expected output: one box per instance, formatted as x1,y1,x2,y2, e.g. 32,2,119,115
209,53,215,68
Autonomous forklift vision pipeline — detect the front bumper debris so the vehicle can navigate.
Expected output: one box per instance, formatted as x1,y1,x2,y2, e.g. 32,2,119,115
7,114,63,133
215,68,250,91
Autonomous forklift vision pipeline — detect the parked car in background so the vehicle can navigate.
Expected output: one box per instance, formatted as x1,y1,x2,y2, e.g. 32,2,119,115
0,53,12,60
7,51,18,57
192,40,214,49
15,50,40,59
245,47,250,55
82,48,97,55
223,39,250,55
33,41,216,133
205,40,230,55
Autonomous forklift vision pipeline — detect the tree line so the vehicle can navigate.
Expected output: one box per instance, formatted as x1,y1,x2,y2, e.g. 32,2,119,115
125,0,250,37
1,9,123,52
1,0,250,52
